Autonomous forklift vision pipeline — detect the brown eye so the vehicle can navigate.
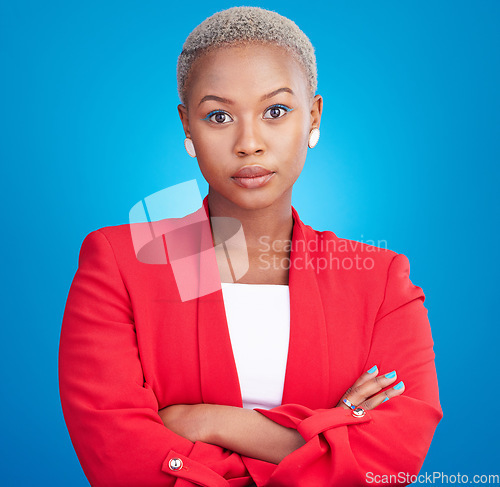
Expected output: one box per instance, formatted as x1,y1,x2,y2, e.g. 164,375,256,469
263,104,293,119
204,111,234,124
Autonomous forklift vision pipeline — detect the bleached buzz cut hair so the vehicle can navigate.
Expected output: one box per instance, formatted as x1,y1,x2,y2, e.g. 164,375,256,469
176,6,318,105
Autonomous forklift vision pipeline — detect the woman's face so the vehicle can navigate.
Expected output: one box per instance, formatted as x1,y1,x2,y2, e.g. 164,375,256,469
178,42,322,211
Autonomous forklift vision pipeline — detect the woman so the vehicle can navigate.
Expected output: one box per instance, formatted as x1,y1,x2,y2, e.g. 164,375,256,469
59,7,442,486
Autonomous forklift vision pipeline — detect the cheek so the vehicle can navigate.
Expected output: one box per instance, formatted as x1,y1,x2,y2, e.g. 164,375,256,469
278,123,308,168
261,123,304,167
192,127,219,154
286,134,309,183
191,131,232,181
192,121,233,149
281,114,309,147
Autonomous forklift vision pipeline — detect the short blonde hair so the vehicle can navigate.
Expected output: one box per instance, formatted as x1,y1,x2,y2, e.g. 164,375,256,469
177,6,318,105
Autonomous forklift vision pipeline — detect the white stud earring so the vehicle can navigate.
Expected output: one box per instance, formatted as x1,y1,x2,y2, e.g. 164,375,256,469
184,137,196,158
308,128,320,149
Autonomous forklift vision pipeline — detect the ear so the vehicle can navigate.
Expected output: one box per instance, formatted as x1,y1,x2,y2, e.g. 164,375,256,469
177,104,191,138
310,94,323,130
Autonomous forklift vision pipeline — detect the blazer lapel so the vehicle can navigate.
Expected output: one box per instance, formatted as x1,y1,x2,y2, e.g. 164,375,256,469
196,198,243,407
194,198,330,409
281,208,331,408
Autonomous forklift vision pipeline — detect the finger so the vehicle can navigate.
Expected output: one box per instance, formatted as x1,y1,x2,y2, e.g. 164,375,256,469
341,370,399,410
351,365,379,388
360,380,405,410
338,365,379,409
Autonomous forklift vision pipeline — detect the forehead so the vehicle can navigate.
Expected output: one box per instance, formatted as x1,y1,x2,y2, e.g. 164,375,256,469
186,43,309,103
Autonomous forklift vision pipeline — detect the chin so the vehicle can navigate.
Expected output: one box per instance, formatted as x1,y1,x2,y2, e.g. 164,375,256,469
230,187,290,211
234,196,275,211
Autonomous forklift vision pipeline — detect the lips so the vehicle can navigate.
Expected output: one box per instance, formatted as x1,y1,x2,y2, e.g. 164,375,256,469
231,165,276,189
232,165,274,178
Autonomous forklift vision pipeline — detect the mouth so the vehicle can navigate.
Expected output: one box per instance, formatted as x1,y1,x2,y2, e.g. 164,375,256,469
231,165,276,189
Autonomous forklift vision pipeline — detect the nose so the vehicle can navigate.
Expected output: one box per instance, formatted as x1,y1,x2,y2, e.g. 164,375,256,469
233,117,265,157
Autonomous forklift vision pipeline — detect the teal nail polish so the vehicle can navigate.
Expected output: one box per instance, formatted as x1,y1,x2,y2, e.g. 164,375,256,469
382,397,389,403
393,381,404,390
367,365,377,374
385,371,396,379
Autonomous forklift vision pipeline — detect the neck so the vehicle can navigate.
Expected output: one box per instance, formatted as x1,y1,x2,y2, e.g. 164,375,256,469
206,187,294,250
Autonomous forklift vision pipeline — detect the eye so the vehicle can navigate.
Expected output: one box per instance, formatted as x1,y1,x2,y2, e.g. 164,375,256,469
202,110,234,124
263,104,293,119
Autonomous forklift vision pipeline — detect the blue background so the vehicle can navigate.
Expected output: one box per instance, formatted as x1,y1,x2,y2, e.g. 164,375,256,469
1,0,498,484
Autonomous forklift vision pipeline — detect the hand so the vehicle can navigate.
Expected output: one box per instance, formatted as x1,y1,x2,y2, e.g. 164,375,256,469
336,366,405,411
158,403,212,443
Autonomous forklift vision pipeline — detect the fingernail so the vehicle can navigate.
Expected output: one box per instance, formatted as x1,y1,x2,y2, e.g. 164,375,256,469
385,371,396,379
393,381,404,390
382,397,389,403
367,365,377,374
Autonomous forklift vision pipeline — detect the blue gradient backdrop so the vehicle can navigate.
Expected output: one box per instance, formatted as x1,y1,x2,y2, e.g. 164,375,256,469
1,0,498,484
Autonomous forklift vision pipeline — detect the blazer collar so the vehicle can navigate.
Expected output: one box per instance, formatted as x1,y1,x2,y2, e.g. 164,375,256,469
196,196,330,408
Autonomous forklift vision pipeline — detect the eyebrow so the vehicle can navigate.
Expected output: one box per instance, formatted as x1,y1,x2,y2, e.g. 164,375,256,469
261,87,294,101
198,87,294,107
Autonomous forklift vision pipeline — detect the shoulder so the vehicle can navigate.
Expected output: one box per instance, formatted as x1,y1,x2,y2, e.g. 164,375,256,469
300,223,423,309
300,221,398,272
80,222,135,255
77,222,152,272
79,203,210,268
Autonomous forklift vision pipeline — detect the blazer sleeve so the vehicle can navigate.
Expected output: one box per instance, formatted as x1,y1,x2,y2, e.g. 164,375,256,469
252,253,443,486
58,230,248,487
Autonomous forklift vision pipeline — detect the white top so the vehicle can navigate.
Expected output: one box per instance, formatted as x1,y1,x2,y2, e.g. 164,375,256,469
221,282,290,410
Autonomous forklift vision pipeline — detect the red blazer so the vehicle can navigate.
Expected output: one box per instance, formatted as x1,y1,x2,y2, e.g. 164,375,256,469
59,197,443,486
